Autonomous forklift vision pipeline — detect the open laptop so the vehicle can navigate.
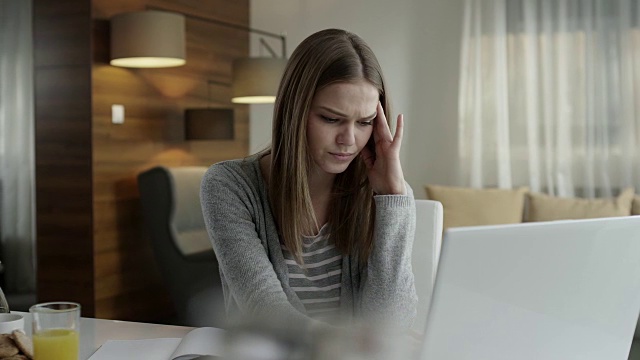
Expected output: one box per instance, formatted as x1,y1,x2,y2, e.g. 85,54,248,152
419,216,640,360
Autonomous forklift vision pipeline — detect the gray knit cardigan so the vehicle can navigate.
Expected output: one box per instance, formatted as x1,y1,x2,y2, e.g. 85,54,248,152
200,155,417,328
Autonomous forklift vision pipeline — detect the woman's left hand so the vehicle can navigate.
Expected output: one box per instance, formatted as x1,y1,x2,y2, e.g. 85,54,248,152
360,102,407,195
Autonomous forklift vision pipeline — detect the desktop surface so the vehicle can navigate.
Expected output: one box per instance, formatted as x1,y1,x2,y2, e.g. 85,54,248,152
17,311,195,360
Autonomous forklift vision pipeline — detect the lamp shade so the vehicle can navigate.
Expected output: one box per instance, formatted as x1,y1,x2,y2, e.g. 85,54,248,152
110,11,186,68
231,58,287,104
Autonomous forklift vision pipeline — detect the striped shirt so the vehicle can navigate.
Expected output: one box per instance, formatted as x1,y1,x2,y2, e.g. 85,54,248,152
281,224,342,322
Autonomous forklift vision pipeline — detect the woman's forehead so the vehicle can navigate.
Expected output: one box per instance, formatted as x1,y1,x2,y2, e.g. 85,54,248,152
311,81,379,116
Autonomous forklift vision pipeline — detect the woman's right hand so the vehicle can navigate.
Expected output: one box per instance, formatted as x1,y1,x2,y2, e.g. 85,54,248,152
360,102,406,195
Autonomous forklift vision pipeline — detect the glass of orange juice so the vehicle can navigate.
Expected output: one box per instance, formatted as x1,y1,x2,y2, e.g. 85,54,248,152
30,302,80,360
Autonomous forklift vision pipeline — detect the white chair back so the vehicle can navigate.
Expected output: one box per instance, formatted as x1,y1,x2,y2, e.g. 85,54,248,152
411,200,444,334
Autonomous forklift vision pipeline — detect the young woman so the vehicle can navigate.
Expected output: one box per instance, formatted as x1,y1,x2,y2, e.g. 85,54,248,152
200,29,416,328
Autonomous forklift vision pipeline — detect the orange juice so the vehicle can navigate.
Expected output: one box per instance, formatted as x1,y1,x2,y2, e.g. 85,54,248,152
33,328,79,360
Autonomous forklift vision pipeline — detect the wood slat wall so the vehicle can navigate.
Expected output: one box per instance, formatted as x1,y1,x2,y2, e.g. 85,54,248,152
35,0,249,322
34,0,96,315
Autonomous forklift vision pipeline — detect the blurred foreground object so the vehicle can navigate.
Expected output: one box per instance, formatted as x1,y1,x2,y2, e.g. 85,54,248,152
222,319,420,360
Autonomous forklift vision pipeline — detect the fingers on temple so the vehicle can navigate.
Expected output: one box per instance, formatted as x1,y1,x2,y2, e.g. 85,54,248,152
392,114,404,149
376,102,393,142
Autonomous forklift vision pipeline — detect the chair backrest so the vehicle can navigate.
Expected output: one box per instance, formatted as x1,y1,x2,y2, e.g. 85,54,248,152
138,166,224,327
167,167,212,257
411,200,444,334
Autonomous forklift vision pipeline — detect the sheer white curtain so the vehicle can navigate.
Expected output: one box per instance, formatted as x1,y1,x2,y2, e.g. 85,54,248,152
458,0,640,198
0,0,36,293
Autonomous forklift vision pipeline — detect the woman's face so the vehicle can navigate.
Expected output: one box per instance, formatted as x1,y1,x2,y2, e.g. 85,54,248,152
306,80,379,178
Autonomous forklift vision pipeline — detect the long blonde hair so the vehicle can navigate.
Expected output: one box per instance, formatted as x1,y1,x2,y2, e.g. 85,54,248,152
269,29,391,266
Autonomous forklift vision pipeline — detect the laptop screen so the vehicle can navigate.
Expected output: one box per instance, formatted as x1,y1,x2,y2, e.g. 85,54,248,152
419,216,640,360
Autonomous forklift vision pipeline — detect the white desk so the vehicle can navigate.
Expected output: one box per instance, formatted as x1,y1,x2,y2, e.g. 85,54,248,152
16,312,195,359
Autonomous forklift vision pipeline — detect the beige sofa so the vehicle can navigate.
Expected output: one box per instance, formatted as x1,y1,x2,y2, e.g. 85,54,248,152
425,185,640,354
425,185,639,230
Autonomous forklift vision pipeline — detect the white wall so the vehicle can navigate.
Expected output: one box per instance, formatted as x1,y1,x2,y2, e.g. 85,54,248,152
250,0,464,198
405,0,465,196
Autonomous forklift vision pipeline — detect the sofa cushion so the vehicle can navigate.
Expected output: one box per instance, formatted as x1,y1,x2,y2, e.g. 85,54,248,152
526,188,635,222
633,195,640,215
425,185,528,229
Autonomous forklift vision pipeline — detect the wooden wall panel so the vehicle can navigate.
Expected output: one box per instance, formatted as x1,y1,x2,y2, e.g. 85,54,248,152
33,2,92,67
34,0,95,315
34,0,249,323
91,0,250,322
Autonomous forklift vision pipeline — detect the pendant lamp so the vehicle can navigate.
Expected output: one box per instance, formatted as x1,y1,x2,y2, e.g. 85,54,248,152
110,11,186,68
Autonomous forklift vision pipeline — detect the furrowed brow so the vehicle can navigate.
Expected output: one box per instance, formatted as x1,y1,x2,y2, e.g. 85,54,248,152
319,106,377,120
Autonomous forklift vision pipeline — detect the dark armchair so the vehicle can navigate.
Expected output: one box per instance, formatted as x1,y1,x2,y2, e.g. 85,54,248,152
138,166,224,327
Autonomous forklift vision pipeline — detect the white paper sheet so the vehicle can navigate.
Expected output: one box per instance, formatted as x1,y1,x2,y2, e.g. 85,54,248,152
88,327,224,360
89,338,182,360
171,327,225,359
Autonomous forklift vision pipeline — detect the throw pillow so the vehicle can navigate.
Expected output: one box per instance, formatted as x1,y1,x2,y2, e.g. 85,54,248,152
526,188,635,222
633,195,640,215
425,185,528,229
